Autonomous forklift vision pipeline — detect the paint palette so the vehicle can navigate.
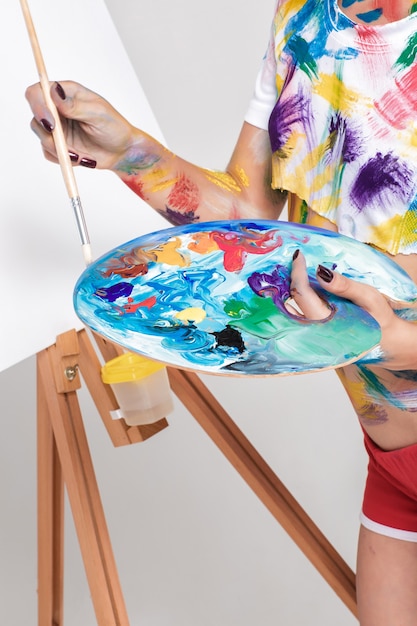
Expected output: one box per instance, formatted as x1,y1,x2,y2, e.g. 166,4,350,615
74,220,417,376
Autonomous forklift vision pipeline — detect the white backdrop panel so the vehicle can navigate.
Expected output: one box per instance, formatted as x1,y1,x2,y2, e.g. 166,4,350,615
1,0,168,372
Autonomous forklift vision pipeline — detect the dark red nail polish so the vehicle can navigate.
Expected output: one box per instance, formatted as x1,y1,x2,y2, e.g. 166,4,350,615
40,118,53,133
55,82,66,100
69,152,79,163
79,157,97,169
317,265,334,283
292,248,300,260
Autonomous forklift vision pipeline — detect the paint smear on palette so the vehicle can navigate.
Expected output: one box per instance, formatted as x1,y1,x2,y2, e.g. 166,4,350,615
73,220,417,376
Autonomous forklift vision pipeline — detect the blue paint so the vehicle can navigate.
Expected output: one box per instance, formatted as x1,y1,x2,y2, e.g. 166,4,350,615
74,220,417,377
356,8,383,23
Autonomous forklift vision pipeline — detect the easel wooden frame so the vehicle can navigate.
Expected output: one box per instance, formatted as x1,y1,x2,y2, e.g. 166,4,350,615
36,327,357,625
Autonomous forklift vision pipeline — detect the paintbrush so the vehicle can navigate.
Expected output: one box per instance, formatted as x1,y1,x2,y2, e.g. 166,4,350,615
19,0,93,266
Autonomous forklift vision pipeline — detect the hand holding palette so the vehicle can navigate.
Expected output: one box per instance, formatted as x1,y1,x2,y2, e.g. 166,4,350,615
74,221,417,376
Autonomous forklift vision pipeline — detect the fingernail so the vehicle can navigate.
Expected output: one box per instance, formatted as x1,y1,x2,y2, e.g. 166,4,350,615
292,248,300,261
317,265,334,283
69,151,79,163
79,157,97,169
55,82,66,100
40,118,53,133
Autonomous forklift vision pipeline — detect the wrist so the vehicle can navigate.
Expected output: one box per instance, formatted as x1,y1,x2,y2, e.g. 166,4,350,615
113,129,171,177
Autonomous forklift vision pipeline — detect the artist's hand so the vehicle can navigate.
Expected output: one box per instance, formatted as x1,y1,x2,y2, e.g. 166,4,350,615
315,263,417,371
289,250,417,370
25,80,138,170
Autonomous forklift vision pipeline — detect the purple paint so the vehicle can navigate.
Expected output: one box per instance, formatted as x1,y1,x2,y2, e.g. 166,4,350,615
328,114,361,163
269,91,311,153
350,152,415,211
163,206,199,225
248,264,291,314
95,282,133,302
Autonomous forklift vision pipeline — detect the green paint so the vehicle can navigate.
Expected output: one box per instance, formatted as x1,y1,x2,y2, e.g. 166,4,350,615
287,36,318,80
394,32,417,71
358,365,408,410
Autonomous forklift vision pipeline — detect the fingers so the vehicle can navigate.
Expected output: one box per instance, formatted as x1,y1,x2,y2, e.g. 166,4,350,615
290,250,331,320
26,81,102,167
316,265,395,327
26,80,91,124
25,81,56,131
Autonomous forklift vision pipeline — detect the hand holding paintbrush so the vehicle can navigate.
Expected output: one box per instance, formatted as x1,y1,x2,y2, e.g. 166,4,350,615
19,0,93,266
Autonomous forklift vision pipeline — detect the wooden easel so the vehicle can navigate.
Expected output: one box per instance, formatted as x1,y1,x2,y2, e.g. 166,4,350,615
36,327,357,625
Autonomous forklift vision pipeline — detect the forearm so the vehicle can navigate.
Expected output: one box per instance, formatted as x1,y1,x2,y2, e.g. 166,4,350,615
112,124,287,225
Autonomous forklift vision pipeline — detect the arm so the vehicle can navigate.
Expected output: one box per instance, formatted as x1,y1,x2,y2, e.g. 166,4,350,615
25,81,287,225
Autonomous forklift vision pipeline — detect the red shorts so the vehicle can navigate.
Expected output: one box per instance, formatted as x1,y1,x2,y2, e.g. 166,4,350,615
361,430,417,540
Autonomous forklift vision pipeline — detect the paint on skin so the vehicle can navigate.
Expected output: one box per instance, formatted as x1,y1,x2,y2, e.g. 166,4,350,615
163,207,199,226
336,368,389,424
123,177,146,201
341,0,411,24
233,165,250,188
116,148,161,175
203,170,242,193
357,365,417,411
167,174,200,214
356,8,383,23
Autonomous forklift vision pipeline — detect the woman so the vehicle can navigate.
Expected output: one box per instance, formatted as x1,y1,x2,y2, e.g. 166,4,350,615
26,1,417,623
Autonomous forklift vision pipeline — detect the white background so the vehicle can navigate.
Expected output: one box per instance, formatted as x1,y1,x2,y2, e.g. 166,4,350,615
0,0,365,624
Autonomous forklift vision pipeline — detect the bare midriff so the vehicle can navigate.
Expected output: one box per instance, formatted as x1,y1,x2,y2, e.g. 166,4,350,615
295,203,417,452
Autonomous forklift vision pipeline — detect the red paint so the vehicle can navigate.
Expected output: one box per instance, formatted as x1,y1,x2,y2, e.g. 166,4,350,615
122,295,157,314
168,175,200,213
212,229,283,272
375,64,417,129
122,176,147,200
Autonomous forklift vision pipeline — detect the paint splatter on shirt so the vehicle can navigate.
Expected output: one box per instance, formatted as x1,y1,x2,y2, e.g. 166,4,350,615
245,0,417,255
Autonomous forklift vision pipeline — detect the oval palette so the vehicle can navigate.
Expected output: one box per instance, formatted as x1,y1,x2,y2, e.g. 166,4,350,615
73,220,417,376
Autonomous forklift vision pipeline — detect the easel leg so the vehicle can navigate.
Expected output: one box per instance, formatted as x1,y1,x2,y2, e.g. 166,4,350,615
168,367,358,618
37,346,130,626
37,361,64,626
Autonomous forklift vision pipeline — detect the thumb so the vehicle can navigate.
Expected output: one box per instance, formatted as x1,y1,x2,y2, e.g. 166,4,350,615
316,264,395,327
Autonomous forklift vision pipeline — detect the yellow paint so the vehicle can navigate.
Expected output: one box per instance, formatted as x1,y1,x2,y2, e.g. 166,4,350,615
369,211,417,255
188,231,219,254
175,307,206,324
272,133,343,218
203,169,242,193
151,176,180,193
313,73,365,114
147,237,190,267
233,165,250,188
336,367,385,422
337,369,369,409
142,167,174,192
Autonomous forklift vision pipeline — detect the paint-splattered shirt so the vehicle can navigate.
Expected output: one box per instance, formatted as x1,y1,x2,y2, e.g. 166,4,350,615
245,0,417,255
